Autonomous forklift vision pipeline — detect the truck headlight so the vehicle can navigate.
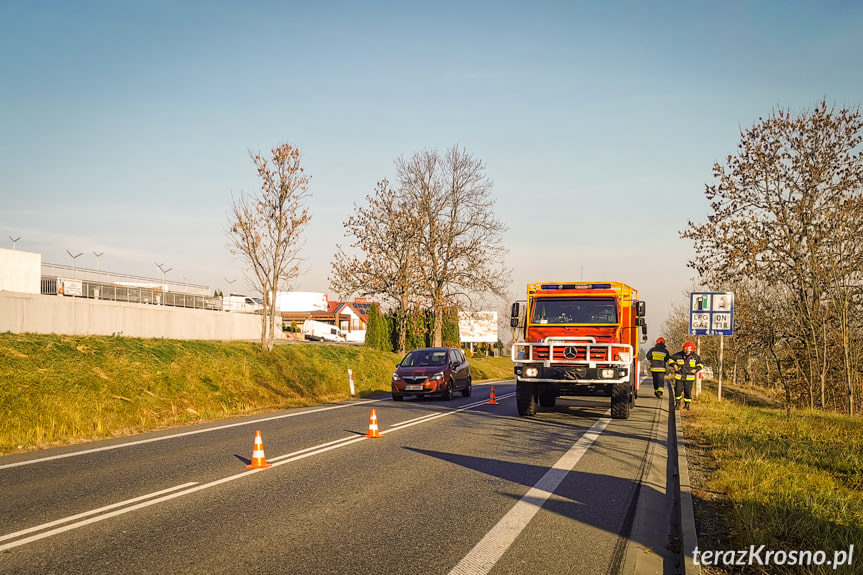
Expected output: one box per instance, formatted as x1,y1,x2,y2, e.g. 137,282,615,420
618,352,632,363
525,367,539,377
599,368,616,379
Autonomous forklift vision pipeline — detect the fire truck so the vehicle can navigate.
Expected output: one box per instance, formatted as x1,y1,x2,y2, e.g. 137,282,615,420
510,282,647,419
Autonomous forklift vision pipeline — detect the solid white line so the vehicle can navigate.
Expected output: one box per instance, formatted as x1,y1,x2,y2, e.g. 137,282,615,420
0,394,514,551
0,482,198,543
0,399,380,470
448,415,611,575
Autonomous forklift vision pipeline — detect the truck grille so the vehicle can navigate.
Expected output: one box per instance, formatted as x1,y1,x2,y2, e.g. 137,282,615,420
512,340,633,366
533,347,608,361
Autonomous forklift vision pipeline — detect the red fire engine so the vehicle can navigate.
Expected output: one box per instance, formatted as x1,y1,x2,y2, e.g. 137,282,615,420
510,282,647,419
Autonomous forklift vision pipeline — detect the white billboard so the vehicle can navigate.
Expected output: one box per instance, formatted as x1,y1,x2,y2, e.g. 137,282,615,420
459,311,498,343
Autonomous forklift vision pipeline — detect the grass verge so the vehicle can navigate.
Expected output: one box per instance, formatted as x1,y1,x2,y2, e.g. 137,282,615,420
684,384,862,574
0,333,514,454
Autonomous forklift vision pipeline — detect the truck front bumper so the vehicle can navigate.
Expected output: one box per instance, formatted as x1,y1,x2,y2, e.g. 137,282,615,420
514,363,630,385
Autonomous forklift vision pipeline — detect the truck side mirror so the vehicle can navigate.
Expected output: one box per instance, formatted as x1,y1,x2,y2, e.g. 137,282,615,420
510,302,520,327
636,300,646,317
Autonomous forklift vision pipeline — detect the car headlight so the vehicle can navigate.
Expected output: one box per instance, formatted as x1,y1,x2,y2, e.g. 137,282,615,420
599,368,616,379
525,367,539,377
430,372,444,381
392,372,400,381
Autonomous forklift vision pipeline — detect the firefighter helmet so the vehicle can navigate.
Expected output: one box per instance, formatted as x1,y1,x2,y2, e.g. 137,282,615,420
684,341,696,353
656,337,665,345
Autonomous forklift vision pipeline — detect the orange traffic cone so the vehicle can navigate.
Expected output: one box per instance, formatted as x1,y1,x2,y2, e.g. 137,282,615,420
489,386,497,405
363,409,382,438
245,430,272,469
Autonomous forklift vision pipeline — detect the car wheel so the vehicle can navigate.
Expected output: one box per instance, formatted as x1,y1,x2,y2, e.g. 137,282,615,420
442,381,454,400
461,378,472,397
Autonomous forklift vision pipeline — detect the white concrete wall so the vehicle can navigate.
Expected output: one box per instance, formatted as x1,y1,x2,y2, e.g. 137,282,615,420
0,248,41,294
0,291,272,341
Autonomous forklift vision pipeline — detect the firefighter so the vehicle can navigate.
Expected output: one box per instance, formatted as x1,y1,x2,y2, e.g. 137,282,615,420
645,337,671,398
668,341,704,409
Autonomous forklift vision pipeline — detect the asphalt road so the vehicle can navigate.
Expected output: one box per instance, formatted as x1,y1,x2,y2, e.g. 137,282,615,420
0,381,666,575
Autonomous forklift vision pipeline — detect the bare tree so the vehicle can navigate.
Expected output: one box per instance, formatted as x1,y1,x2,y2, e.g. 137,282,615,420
330,179,423,354
228,143,311,351
684,101,863,410
397,145,511,346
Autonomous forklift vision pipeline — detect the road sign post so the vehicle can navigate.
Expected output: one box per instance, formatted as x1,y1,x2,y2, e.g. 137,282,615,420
689,292,734,401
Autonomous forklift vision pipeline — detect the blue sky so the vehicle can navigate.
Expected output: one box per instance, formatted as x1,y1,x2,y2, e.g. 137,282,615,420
2,1,862,338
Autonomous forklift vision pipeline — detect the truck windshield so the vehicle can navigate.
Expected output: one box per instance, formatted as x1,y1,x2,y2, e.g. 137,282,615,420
531,297,617,324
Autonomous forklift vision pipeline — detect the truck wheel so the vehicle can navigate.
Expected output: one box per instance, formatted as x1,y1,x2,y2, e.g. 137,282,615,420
516,380,537,416
611,383,632,419
539,389,556,407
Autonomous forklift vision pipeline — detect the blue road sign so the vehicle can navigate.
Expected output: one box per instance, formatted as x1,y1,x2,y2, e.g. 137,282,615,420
689,292,734,336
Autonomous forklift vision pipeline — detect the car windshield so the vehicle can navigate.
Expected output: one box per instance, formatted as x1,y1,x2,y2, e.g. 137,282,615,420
531,297,617,324
401,350,448,367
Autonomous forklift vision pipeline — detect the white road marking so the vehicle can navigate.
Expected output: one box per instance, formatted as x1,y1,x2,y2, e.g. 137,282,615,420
0,393,515,551
448,415,611,575
0,400,380,470
0,482,198,544
1,382,513,471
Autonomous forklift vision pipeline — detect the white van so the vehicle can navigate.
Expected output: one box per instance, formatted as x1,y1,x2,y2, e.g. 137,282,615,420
223,294,263,313
303,319,346,342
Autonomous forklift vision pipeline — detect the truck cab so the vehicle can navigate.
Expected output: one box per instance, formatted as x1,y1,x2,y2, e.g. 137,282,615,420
510,282,647,419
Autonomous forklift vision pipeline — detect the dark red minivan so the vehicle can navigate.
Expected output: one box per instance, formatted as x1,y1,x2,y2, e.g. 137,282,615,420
391,347,472,401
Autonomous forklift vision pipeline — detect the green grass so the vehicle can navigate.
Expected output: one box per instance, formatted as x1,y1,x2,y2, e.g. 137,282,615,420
684,388,863,573
0,333,514,454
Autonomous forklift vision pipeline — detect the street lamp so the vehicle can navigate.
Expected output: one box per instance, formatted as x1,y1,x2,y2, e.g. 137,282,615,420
155,263,172,306
156,263,172,283
66,249,83,276
93,251,103,273
9,236,20,250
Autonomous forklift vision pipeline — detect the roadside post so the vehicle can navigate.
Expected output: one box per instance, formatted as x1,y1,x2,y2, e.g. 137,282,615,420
689,291,734,401
348,369,355,396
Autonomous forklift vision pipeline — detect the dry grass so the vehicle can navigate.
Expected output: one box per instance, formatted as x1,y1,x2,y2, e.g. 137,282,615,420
0,332,513,454
683,385,863,574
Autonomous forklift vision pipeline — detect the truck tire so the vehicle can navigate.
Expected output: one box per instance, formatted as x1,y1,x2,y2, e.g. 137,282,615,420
611,383,632,419
516,380,537,416
539,389,556,407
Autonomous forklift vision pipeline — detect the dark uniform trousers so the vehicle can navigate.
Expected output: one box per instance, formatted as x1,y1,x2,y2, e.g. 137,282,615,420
645,345,670,392
668,351,704,405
